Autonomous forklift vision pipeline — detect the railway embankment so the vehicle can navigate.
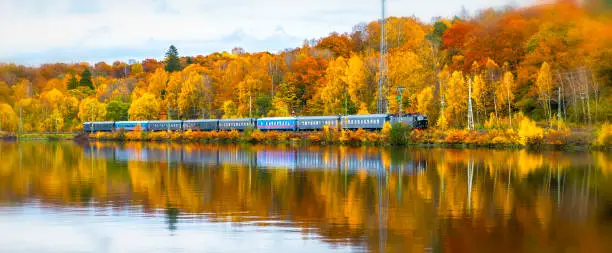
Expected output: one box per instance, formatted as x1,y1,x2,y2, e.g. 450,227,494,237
86,123,610,150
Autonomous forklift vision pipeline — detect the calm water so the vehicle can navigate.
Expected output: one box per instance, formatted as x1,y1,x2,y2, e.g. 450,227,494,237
0,142,611,253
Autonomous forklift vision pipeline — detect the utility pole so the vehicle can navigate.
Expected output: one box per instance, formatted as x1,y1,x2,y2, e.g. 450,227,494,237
345,85,349,115
397,86,405,115
377,0,388,114
249,94,252,118
557,86,562,129
440,94,445,115
19,107,23,136
467,78,474,130
90,104,94,134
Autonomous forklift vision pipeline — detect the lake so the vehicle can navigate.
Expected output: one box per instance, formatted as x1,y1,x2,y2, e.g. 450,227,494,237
0,142,610,253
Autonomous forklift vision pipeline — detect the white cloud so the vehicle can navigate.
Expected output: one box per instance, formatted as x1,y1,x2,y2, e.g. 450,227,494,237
0,0,535,64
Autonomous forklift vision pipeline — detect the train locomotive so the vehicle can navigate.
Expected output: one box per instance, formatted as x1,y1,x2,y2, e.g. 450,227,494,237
83,113,428,133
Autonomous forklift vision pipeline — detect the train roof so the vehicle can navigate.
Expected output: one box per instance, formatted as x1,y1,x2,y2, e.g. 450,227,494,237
183,119,218,122
148,120,183,123
258,117,297,120
91,121,115,124
297,116,340,120
341,114,388,118
115,121,149,124
218,118,255,121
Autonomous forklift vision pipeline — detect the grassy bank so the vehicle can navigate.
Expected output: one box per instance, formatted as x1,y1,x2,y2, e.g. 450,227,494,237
89,121,611,150
16,133,77,140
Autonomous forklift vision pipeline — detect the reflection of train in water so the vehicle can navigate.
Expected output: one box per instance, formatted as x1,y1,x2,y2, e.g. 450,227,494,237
84,145,427,173
83,113,428,133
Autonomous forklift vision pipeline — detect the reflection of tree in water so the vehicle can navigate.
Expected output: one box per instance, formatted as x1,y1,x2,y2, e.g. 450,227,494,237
1,142,612,252
166,202,179,233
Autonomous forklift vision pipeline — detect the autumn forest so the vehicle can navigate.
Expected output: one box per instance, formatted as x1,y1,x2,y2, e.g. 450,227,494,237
0,1,610,135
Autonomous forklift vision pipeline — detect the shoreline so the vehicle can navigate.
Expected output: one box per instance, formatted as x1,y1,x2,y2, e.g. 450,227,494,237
2,129,609,151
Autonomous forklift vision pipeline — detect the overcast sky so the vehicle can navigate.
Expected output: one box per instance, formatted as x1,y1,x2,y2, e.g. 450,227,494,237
0,0,535,65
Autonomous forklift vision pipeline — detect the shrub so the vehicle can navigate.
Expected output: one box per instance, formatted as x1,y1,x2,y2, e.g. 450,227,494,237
307,132,323,143
251,129,266,142
517,117,543,147
381,122,392,141
444,129,467,144
596,123,612,147
148,131,169,141
389,123,409,145
227,130,240,141
436,114,448,130
366,132,381,143
543,129,569,145
565,132,592,146
339,129,350,143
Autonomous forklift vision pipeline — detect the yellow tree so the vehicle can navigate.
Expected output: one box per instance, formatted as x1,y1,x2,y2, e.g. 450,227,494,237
387,50,425,113
41,109,64,132
78,97,106,122
12,79,32,101
345,55,369,114
178,71,202,118
498,71,515,127
164,72,183,118
40,89,64,109
471,74,486,124
536,62,554,125
130,63,144,76
128,92,160,120
147,68,169,98
222,100,239,118
0,81,11,105
318,57,347,115
237,74,262,117
268,97,291,117
0,103,18,132
416,86,434,116
444,71,467,127
45,78,66,92
485,58,500,117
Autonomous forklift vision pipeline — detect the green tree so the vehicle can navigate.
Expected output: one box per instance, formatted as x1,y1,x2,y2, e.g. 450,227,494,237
164,45,181,72
67,74,79,90
105,99,130,121
79,68,94,90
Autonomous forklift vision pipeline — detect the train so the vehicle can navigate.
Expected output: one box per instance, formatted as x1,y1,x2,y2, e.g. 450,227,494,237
83,113,428,133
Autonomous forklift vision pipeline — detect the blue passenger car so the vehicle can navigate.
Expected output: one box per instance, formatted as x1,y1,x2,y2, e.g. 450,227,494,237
183,119,219,131
115,121,149,131
218,118,256,131
257,117,297,131
92,121,115,132
297,116,340,131
148,120,182,131
83,122,92,132
340,114,388,130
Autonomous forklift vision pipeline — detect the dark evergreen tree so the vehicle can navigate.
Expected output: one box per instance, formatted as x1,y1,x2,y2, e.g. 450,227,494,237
67,75,79,90
185,56,193,65
164,45,181,72
79,68,94,90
